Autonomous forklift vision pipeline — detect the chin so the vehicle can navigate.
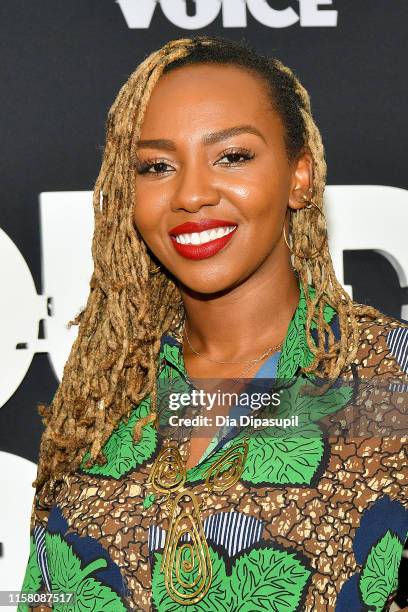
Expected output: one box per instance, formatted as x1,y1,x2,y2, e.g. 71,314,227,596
175,272,239,296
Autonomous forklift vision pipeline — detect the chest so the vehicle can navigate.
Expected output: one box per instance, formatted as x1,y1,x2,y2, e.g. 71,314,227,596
46,432,407,612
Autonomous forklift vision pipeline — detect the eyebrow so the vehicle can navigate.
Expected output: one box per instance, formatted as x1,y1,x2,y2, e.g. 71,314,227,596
134,124,266,150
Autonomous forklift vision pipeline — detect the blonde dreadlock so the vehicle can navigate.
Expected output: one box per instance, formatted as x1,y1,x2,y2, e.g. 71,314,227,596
33,35,383,498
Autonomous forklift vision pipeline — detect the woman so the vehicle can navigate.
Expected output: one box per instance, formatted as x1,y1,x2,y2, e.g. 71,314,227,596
19,36,408,611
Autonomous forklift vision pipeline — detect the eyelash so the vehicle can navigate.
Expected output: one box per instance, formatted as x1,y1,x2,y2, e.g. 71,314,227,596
135,147,255,176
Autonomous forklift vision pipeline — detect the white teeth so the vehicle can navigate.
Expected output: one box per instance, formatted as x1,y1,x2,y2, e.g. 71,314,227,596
174,226,236,245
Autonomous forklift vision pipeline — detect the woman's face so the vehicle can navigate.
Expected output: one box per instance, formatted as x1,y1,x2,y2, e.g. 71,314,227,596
132,63,312,293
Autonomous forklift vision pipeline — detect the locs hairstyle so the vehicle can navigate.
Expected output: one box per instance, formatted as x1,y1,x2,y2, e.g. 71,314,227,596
33,36,381,495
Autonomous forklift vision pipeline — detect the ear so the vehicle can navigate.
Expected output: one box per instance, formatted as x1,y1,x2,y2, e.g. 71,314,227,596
288,148,314,211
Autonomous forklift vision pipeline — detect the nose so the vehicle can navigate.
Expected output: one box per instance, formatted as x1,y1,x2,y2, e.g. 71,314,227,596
170,161,220,213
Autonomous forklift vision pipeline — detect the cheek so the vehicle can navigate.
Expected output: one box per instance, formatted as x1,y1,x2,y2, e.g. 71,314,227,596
235,178,288,228
230,156,289,212
132,185,164,236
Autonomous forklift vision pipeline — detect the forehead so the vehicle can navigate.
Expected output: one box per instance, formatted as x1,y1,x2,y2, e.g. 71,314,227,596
139,63,282,136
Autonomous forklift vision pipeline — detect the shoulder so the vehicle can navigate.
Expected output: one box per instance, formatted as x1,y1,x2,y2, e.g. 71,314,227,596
352,308,408,378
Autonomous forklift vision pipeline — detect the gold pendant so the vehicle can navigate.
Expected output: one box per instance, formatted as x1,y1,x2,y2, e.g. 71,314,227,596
147,444,186,494
162,490,212,605
204,437,249,491
148,437,250,604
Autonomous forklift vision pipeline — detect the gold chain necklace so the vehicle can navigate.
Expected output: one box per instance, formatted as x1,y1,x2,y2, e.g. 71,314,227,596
184,320,283,375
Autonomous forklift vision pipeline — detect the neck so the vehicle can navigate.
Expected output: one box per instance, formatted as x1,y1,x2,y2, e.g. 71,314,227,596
178,263,300,362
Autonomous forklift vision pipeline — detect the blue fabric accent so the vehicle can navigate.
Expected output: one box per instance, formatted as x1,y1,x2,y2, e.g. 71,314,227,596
149,511,264,558
252,350,280,379
335,573,361,611
47,505,128,596
160,332,179,351
198,351,281,462
353,495,408,564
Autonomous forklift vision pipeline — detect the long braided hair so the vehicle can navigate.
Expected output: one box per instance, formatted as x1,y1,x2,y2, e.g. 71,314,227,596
33,35,381,495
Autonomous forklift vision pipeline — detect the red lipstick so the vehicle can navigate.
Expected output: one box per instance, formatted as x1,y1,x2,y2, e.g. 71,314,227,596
169,219,237,236
168,219,238,260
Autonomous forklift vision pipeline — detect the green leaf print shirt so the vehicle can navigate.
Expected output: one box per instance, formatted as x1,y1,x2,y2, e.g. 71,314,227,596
20,287,408,611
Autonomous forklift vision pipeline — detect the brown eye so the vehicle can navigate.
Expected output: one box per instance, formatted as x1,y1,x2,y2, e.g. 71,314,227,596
135,159,174,175
217,148,255,166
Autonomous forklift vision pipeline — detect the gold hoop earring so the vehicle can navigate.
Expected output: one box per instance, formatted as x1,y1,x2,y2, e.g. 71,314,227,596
283,198,327,259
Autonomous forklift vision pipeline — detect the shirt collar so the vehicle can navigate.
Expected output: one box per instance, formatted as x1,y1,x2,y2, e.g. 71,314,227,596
159,282,338,379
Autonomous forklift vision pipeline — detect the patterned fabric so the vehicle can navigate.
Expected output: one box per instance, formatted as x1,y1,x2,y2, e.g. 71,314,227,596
19,287,408,611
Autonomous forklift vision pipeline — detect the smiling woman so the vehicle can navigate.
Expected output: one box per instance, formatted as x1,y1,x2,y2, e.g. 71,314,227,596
20,36,408,611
